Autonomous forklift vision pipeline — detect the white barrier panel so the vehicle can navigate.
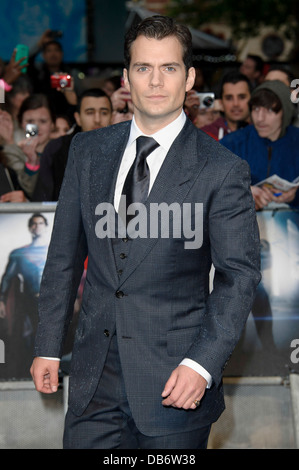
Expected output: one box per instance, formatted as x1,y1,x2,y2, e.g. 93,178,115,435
226,207,299,377
0,204,298,380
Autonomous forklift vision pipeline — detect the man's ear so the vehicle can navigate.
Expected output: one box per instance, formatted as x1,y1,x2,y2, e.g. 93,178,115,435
74,112,81,127
186,67,196,93
123,68,130,92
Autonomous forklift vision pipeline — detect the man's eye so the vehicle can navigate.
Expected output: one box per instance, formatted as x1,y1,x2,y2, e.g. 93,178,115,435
165,66,175,72
137,66,148,72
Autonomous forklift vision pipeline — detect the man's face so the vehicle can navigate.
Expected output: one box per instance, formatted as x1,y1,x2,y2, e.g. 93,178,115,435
42,44,63,69
264,70,290,87
240,58,258,82
29,217,47,238
221,81,251,126
123,35,195,133
251,106,283,141
75,96,112,132
194,108,221,128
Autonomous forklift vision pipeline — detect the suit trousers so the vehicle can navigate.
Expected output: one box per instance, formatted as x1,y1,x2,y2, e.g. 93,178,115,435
63,333,211,449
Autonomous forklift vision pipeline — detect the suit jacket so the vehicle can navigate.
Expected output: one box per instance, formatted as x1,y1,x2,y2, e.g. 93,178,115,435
34,117,261,436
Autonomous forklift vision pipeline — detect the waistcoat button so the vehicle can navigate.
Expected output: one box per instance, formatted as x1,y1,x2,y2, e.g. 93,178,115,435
116,290,124,298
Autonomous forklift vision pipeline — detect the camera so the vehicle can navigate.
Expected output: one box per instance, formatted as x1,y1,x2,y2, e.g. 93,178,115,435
197,92,215,109
25,124,38,138
50,73,72,89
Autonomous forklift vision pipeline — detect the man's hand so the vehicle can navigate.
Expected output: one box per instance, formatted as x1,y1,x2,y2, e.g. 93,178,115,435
0,109,14,145
251,185,298,210
1,191,27,203
18,136,41,166
251,185,275,210
30,357,60,394
111,87,132,113
184,90,200,121
270,186,298,205
3,49,27,85
161,365,207,410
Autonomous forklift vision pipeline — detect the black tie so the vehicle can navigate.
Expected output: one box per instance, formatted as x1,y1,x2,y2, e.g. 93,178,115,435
121,136,159,222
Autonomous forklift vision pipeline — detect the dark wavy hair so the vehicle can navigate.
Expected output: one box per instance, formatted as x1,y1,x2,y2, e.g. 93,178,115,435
124,15,193,76
249,89,282,114
76,88,112,113
28,213,48,228
18,93,55,124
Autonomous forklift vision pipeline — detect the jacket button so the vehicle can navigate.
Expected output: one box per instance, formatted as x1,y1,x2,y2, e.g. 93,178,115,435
120,253,127,259
104,329,110,337
116,290,124,298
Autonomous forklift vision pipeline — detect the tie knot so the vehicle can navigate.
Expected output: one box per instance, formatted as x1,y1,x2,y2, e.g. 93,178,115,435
136,136,159,162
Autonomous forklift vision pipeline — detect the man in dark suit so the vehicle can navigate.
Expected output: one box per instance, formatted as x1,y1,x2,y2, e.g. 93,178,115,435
30,15,261,449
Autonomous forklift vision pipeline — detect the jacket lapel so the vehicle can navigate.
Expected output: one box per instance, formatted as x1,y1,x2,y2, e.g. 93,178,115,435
89,122,131,285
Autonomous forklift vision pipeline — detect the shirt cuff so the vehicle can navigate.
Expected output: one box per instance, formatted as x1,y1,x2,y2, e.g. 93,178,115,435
39,357,60,361
180,358,212,388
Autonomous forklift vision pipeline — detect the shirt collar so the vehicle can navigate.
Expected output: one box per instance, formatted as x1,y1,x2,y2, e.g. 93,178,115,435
128,111,186,152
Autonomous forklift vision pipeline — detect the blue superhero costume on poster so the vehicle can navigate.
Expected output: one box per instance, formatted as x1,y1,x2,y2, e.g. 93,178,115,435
0,0,87,62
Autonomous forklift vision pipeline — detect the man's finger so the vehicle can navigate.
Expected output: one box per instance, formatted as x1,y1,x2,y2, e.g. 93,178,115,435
161,370,177,395
30,358,59,394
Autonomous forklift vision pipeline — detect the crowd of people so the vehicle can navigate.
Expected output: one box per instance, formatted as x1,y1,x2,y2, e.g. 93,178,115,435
184,57,299,210
0,29,298,211
0,14,297,450
0,29,133,203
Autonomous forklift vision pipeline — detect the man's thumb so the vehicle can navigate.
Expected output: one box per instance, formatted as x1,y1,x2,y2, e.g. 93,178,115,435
161,370,178,398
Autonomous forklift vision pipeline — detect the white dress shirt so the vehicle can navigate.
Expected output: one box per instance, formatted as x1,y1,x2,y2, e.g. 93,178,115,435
43,111,212,388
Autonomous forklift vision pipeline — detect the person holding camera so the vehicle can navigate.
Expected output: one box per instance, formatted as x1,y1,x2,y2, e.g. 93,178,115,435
0,93,55,199
201,71,252,140
27,30,76,122
32,88,113,202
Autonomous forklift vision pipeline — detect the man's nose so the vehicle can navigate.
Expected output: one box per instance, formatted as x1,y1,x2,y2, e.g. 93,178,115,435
232,97,241,107
94,112,102,125
149,68,163,87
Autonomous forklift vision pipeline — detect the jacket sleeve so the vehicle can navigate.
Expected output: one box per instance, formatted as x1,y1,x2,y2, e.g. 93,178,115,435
185,158,261,386
34,133,88,358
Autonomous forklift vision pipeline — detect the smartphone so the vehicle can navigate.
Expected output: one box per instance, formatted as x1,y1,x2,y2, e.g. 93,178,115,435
15,44,29,74
25,124,38,138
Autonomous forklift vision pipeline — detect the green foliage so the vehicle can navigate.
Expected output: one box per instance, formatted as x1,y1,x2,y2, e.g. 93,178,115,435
167,0,298,39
